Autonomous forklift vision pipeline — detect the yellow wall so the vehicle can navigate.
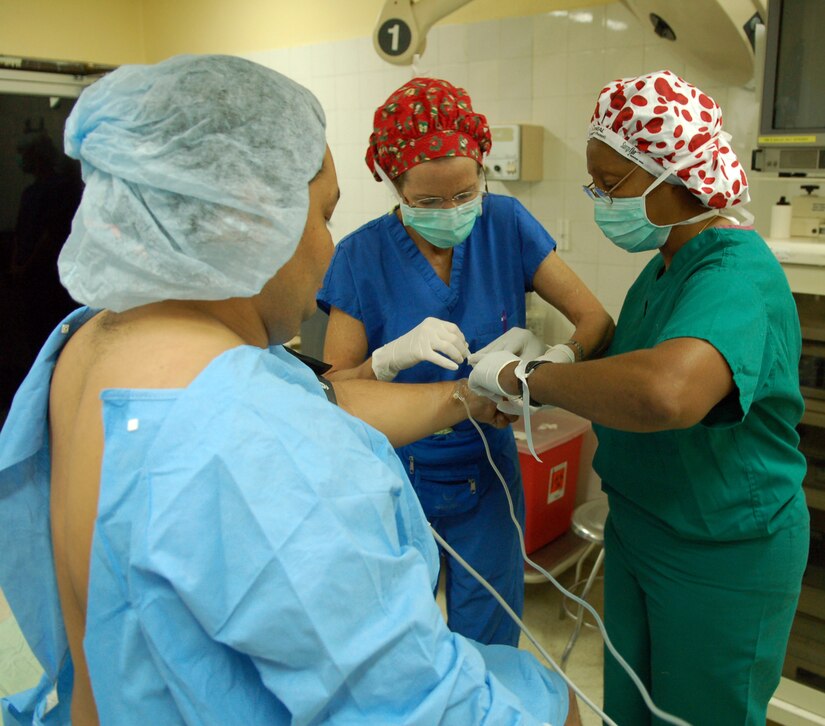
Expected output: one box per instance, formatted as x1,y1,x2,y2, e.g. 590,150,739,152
0,0,145,66
143,0,614,61
1,0,613,66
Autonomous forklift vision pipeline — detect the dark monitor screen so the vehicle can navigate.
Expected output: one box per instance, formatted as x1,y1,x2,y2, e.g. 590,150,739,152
763,0,825,133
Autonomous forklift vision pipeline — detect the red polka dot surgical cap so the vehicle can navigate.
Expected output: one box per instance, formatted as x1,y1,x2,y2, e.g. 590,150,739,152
588,70,749,210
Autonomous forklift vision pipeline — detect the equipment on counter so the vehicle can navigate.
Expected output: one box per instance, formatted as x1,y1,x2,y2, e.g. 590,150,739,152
790,185,825,239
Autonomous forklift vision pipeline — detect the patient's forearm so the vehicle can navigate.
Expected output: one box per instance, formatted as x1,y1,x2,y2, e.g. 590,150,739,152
332,379,469,448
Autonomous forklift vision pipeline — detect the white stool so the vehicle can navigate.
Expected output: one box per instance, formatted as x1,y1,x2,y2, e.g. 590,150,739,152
560,497,608,670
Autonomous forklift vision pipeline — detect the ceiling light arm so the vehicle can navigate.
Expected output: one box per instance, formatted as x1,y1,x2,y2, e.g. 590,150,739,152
373,0,475,65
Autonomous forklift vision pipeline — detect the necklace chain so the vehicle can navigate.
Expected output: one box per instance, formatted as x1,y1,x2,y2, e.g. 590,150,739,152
697,215,719,235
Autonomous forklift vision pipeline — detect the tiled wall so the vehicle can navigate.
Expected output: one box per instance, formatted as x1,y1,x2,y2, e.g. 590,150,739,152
247,1,796,334
245,1,798,502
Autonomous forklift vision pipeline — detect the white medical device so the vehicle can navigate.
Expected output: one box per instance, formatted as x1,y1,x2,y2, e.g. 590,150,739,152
373,0,474,65
485,124,544,182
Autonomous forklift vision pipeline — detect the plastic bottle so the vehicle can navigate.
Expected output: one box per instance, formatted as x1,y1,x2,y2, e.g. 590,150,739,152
769,196,792,239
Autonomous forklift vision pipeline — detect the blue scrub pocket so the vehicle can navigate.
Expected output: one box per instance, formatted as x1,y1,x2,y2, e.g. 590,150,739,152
470,321,507,355
414,462,486,517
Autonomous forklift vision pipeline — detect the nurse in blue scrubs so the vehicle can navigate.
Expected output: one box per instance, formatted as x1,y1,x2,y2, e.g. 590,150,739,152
318,77,614,646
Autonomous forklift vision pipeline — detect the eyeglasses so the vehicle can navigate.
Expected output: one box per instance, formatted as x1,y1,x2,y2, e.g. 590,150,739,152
405,171,489,209
407,189,486,209
582,166,638,204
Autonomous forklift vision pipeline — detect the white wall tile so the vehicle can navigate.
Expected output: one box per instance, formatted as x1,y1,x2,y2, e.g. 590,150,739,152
291,46,315,85
602,46,645,82
334,74,362,113
566,49,606,99
356,36,385,74
565,219,603,267
357,70,386,112
724,87,759,149
500,16,534,59
529,180,566,227
498,58,532,102
564,143,589,183
642,40,687,77
564,95,594,147
566,6,605,52
533,12,569,57
415,38,440,70
304,76,337,112
540,130,569,180
467,59,500,105
436,24,468,66
307,41,336,79
604,3,646,48
565,185,595,222
533,94,567,130
382,65,414,94
466,19,500,62
434,62,470,91
332,38,362,77
532,53,568,99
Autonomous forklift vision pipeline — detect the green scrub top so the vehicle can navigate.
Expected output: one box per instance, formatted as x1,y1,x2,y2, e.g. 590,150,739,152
593,227,807,540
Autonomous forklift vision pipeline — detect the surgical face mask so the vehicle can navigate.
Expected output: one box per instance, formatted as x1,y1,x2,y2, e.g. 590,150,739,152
400,194,483,249
591,148,718,253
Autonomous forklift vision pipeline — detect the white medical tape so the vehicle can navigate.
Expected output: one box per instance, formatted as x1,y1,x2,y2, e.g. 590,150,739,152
514,359,542,462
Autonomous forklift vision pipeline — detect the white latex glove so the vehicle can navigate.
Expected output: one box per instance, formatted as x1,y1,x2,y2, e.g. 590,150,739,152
470,344,575,415
467,352,538,417
467,327,548,366
371,317,470,382
531,342,576,365
494,397,541,416
468,350,520,399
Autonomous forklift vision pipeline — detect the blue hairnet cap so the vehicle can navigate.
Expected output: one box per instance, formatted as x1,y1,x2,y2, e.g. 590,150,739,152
59,54,326,312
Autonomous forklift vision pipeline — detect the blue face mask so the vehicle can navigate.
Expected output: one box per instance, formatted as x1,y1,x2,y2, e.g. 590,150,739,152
593,166,717,253
400,195,483,249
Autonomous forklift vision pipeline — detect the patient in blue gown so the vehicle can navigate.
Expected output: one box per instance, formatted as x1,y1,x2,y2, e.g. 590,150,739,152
0,54,575,725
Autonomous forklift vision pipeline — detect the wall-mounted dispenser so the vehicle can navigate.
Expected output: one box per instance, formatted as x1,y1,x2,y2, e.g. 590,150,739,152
485,124,543,182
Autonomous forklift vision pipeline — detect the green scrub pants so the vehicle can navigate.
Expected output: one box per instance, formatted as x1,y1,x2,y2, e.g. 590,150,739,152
602,498,809,726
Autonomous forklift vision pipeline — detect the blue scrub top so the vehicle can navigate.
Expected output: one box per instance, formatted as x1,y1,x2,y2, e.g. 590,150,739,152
318,193,556,464
0,308,568,725
593,227,807,540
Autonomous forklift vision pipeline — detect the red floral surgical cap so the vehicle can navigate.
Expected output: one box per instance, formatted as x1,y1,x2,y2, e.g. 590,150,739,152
366,77,492,181
588,70,749,209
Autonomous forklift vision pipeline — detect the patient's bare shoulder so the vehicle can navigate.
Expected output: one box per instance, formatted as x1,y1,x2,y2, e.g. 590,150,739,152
65,306,246,391
49,302,248,726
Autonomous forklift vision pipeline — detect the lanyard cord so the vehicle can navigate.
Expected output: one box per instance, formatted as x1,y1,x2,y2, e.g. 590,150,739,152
446,387,693,726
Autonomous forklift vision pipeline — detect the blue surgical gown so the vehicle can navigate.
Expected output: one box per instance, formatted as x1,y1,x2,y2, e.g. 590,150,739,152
0,308,569,725
318,193,556,646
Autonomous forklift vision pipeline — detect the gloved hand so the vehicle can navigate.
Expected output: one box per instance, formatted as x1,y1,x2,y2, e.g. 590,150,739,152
371,317,470,382
467,327,547,366
530,342,576,365
468,351,537,417
494,397,541,417
470,344,575,413
468,350,520,399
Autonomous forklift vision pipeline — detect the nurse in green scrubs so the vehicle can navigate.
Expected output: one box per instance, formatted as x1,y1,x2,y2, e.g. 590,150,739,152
468,69,809,726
